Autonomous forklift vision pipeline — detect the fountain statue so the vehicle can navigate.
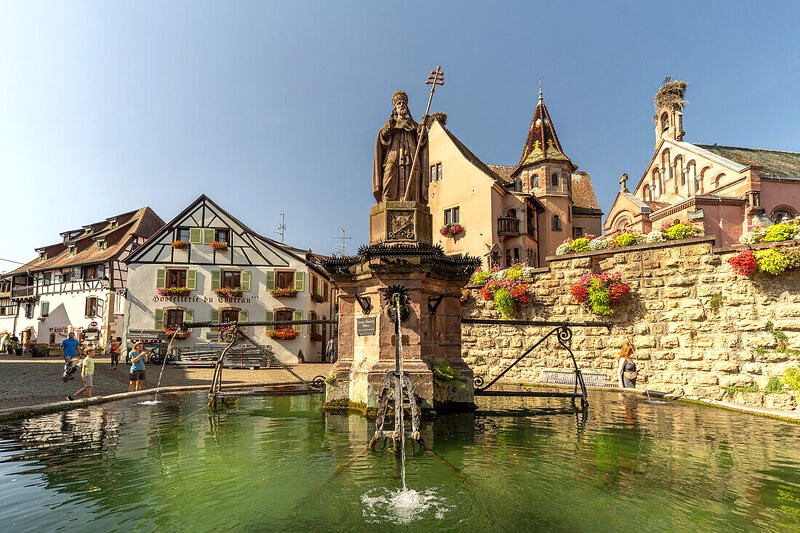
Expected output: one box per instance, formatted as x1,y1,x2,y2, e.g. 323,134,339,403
323,67,480,416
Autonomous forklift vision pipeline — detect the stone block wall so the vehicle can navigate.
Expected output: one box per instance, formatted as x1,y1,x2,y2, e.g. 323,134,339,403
462,236,800,412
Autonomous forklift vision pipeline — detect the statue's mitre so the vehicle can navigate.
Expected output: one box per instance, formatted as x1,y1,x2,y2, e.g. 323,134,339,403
391,90,408,105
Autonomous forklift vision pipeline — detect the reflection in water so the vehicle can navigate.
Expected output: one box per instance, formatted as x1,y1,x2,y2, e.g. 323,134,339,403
0,392,798,531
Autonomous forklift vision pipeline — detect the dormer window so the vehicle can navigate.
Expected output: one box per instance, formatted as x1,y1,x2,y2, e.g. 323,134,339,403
97,239,106,250
68,245,77,256
83,226,93,235
38,250,47,261
108,218,118,229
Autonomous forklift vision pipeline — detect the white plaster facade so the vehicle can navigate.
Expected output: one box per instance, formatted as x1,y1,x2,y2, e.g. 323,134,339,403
125,195,335,363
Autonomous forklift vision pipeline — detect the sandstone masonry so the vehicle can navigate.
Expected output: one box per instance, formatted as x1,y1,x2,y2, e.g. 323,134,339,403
462,236,800,413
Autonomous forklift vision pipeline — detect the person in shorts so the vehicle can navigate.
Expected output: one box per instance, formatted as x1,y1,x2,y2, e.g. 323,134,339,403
61,332,81,363
128,342,148,392
69,348,95,400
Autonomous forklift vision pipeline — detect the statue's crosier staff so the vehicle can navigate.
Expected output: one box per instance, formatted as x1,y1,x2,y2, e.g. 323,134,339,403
403,65,444,201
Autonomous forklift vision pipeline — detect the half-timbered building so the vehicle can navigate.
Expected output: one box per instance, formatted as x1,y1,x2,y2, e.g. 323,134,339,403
125,195,335,363
0,207,165,348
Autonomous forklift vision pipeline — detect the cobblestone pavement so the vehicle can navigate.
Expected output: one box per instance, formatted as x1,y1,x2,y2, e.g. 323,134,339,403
0,354,332,409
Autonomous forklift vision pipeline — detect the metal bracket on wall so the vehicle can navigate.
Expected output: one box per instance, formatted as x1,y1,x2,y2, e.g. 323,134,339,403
354,293,373,315
428,295,444,315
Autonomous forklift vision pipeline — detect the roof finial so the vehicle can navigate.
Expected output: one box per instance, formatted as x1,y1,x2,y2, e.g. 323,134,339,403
538,77,543,102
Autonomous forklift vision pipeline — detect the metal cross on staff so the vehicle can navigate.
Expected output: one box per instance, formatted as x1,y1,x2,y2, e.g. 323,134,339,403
403,65,444,201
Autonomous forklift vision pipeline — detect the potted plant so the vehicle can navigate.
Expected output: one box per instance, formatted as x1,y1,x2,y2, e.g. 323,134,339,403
209,240,229,251
272,287,298,298
171,240,189,250
440,223,464,238
266,328,300,340
163,327,191,340
570,271,632,315
214,287,243,298
158,286,191,296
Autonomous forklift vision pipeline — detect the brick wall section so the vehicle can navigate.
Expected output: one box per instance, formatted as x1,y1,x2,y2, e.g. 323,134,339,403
462,236,800,412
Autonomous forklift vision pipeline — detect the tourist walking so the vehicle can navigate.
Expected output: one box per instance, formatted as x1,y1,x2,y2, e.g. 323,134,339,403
128,342,148,392
617,343,638,388
61,332,81,363
326,337,337,363
68,348,95,400
109,337,122,368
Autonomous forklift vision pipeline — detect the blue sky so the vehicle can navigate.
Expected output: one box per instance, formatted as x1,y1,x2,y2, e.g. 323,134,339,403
2,1,799,271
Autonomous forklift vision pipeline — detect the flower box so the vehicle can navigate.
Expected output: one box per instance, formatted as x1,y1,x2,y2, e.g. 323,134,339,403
266,328,300,340
272,288,298,298
209,241,229,251
157,286,191,296
171,240,189,250
214,287,243,298
440,223,464,237
164,328,191,340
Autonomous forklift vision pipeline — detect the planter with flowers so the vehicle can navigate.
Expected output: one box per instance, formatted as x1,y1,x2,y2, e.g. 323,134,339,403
214,287,243,299
570,271,631,316
475,266,530,318
163,327,191,340
171,240,189,250
266,328,300,340
157,286,191,297
272,287,298,298
209,241,229,251
440,223,464,238
729,245,800,276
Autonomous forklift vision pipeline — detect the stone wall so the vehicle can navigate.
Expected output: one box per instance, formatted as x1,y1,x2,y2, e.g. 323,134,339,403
462,236,800,413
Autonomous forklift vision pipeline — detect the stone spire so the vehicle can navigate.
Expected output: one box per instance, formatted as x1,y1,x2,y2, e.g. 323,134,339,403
517,84,571,168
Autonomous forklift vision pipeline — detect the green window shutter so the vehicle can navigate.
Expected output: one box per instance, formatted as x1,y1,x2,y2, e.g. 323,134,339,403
239,309,248,323
189,228,202,244
186,270,197,290
183,309,194,324
156,268,166,289
241,271,251,292
203,228,215,244
295,271,305,292
266,309,274,325
154,309,164,330
294,310,303,333
211,270,221,290
266,271,275,290
211,309,220,328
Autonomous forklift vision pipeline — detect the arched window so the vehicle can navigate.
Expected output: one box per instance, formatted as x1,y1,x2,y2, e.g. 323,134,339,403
661,112,669,131
514,178,522,192
685,160,696,187
771,206,797,223
531,175,539,188
552,215,561,231
713,173,725,190
643,185,652,202
513,248,520,264
505,250,512,268
551,172,559,187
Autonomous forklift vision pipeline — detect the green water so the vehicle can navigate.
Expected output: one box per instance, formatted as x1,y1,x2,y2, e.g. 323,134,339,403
1,391,799,532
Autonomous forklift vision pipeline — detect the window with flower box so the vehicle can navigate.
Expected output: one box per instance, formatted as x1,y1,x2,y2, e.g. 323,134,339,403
276,271,294,290
154,308,194,330
156,268,197,293
165,309,184,328
176,227,191,242
222,271,241,289
167,269,187,288
444,207,460,225
215,229,230,244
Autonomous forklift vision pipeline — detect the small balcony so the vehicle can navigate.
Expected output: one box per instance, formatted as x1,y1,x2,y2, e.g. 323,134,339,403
11,286,37,300
497,217,520,237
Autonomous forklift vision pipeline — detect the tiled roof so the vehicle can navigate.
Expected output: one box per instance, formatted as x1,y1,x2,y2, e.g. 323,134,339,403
696,145,800,179
571,172,601,210
517,95,572,167
486,165,515,184
8,207,164,275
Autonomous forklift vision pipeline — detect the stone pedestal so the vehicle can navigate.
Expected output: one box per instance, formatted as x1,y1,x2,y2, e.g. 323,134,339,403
369,201,432,245
323,244,479,413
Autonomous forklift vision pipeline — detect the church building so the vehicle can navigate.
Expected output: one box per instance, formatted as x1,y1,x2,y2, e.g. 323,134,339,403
604,79,800,245
427,88,602,268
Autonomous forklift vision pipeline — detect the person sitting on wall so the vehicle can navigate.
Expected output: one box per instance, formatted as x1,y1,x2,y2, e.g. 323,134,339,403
617,343,638,388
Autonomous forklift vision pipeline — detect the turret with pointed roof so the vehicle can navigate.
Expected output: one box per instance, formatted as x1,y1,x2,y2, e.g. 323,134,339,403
514,85,575,174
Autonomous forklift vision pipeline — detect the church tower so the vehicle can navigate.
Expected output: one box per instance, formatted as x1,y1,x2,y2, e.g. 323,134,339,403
654,78,687,149
511,84,576,258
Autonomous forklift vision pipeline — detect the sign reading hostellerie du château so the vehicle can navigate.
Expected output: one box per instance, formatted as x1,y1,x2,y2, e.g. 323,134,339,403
152,294,253,304
356,317,377,336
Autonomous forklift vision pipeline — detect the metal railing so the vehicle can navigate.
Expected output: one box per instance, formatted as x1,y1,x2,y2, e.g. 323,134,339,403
497,216,520,236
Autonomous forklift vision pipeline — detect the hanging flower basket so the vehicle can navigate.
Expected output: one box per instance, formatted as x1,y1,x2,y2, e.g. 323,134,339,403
266,328,300,340
440,223,464,237
210,241,229,251
570,271,631,316
214,287,243,298
164,327,191,340
171,240,189,250
157,286,191,296
272,288,298,298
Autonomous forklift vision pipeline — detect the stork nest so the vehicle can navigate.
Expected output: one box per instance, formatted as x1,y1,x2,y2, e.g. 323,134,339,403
655,79,687,110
